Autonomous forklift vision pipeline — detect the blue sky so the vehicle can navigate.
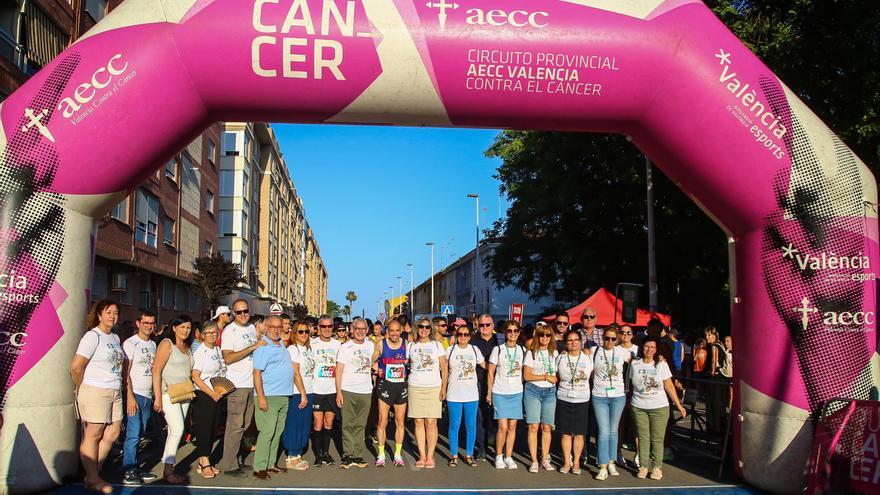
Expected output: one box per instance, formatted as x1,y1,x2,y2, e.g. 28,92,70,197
273,124,506,319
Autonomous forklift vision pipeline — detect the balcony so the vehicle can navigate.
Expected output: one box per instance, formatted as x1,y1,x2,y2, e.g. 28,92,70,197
0,0,72,94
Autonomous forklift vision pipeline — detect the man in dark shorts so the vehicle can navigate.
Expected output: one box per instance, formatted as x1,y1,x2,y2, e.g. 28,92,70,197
371,318,408,466
310,315,342,465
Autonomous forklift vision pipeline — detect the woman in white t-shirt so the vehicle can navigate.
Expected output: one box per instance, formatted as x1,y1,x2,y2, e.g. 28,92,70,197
487,320,526,470
151,316,194,484
190,320,225,479
69,299,124,494
283,321,315,471
445,328,485,467
591,326,630,480
407,318,448,469
628,336,686,480
523,326,558,473
554,330,594,475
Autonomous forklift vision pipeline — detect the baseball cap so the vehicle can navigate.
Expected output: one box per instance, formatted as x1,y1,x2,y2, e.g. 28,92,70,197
213,306,231,320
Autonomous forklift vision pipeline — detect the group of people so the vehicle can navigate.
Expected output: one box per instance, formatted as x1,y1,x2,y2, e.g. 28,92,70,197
71,298,730,493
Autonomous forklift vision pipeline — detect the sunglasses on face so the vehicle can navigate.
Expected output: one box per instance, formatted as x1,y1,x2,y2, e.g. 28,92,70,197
234,309,249,315
418,325,432,330
457,333,470,337
319,324,333,329
224,313,232,317
296,330,309,335
539,333,552,338
604,336,617,341
437,323,448,327
621,331,633,335
557,322,569,326
505,329,520,333
566,338,581,343
479,323,492,328
582,315,596,320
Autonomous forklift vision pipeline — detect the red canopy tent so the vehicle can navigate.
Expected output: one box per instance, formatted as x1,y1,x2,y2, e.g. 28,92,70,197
542,288,672,327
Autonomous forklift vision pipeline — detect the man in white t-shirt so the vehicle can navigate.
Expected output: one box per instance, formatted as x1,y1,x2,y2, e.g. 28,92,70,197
219,299,266,477
121,311,158,485
335,318,376,468
311,315,342,466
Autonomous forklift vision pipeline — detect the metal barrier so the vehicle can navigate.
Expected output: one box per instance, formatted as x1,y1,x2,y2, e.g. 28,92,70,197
669,375,733,478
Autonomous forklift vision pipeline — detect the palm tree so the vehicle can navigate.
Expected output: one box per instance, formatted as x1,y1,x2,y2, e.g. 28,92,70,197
345,291,357,322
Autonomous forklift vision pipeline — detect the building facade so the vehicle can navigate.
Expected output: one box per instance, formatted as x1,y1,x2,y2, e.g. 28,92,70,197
411,243,566,323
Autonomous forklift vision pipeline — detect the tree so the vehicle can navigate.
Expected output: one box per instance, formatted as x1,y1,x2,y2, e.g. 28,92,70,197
343,305,351,320
326,300,342,318
291,303,309,321
345,291,357,321
191,253,244,319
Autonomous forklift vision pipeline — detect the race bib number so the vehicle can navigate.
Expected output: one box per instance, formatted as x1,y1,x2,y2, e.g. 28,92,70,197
385,364,405,383
317,365,336,378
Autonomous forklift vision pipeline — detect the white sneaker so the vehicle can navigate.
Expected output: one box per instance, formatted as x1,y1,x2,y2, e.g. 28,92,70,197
607,461,619,476
495,455,506,469
529,462,539,473
634,455,641,468
504,457,517,470
595,466,609,480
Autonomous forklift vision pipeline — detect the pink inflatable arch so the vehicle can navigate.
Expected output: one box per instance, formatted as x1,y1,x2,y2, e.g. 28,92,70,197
0,0,875,493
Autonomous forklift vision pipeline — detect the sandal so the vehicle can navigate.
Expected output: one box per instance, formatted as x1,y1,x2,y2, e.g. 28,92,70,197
84,479,113,494
199,463,216,479
448,457,459,467
415,459,426,468
464,457,478,467
425,459,436,469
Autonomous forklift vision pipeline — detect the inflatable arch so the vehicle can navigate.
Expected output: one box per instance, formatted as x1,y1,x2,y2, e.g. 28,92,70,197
0,0,875,493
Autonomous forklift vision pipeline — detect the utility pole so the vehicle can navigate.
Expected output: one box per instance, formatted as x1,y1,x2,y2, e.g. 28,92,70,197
407,263,414,320
467,194,480,315
397,276,403,319
426,242,435,314
646,155,658,311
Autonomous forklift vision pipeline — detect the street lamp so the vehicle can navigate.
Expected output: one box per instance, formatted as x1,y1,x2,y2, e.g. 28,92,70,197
389,285,395,316
426,242,435,314
407,263,414,320
467,193,480,315
397,276,403,319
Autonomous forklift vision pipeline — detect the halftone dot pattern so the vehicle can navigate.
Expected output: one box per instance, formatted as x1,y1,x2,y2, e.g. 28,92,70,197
0,53,78,410
758,74,872,421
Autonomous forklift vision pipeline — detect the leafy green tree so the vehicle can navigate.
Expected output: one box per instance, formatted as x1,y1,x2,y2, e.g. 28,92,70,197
345,291,357,321
191,254,244,319
326,300,342,318
291,303,309,321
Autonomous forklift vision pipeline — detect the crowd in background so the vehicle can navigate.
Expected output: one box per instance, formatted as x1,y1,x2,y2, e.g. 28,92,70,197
69,298,733,493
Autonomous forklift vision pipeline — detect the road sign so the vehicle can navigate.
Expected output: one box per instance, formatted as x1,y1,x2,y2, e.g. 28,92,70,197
509,304,524,323
440,305,455,316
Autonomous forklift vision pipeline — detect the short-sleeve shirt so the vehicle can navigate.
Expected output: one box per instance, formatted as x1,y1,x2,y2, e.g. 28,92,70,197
337,340,374,394
556,351,594,403
311,338,341,394
123,335,155,397
446,344,484,402
523,349,557,388
407,341,445,388
488,344,525,395
592,346,630,398
76,328,123,390
629,359,673,409
253,337,295,396
192,344,225,392
289,344,315,395
220,322,257,388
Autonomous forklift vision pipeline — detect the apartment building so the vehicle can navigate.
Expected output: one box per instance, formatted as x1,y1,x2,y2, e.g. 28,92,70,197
221,122,327,316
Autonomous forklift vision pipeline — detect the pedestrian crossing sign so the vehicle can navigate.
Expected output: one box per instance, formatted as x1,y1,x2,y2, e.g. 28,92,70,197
441,305,454,316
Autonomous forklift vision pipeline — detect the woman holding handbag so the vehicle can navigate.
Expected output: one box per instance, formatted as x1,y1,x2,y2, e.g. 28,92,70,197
191,320,226,479
152,315,194,484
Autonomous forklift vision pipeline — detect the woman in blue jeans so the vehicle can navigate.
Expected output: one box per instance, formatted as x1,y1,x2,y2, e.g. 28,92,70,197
283,322,315,470
522,327,558,473
445,328,486,466
591,326,630,480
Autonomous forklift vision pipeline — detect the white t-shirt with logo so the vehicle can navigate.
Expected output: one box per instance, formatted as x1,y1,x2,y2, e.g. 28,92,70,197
337,340,374,394
592,346,630,398
123,334,155,397
556,351,594,403
220,322,257,388
192,344,225,392
488,344,525,395
617,344,638,361
407,341,445,388
629,359,673,409
289,344,316,395
76,328,124,390
446,344,484,402
523,349,557,388
311,338,341,395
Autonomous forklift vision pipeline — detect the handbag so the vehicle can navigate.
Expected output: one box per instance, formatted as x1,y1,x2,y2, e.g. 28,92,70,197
167,379,196,403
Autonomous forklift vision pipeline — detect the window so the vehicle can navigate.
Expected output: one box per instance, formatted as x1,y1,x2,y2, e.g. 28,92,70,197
220,211,235,236
189,291,201,312
85,0,108,22
135,189,159,247
244,134,253,161
165,159,176,180
139,277,153,309
91,265,108,299
241,210,248,240
220,170,235,196
175,282,185,310
205,190,214,213
205,241,213,256
223,132,240,156
207,139,216,164
162,279,174,308
110,197,129,223
162,216,175,245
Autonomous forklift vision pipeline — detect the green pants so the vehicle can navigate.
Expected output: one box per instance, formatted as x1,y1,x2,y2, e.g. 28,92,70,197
342,390,371,459
254,396,289,471
632,405,670,470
